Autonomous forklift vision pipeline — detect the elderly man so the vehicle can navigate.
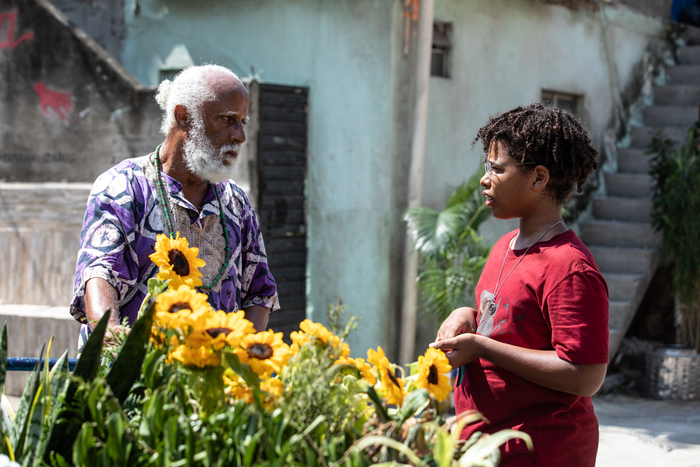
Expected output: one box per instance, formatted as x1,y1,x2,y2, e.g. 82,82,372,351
70,65,278,346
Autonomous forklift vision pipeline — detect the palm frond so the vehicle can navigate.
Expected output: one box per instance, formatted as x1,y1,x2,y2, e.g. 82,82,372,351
404,204,466,260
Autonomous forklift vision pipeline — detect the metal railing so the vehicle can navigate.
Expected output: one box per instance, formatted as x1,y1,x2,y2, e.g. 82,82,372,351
6,358,79,371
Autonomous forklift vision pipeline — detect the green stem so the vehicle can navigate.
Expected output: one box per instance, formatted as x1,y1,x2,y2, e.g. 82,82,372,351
138,293,152,320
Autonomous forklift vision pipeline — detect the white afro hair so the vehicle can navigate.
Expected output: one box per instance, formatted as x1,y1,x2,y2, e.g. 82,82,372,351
155,64,241,135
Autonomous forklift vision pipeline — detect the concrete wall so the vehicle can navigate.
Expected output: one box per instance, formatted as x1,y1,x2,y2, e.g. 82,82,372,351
0,0,161,184
0,183,90,306
122,0,408,358
50,0,125,62
422,0,669,244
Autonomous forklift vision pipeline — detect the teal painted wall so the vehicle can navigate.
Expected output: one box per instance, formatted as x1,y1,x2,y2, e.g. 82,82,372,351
121,0,669,361
122,0,406,358
422,0,667,242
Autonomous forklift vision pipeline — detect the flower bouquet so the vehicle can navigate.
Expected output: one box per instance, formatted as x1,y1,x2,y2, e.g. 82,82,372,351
0,233,531,466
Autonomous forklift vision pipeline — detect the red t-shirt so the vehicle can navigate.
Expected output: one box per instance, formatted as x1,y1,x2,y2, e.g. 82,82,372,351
454,229,609,467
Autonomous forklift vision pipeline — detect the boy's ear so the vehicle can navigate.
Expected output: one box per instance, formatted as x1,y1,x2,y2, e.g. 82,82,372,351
532,165,550,192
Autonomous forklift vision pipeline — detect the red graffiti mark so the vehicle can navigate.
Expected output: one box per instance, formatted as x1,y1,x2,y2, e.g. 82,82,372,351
34,81,74,125
0,11,34,49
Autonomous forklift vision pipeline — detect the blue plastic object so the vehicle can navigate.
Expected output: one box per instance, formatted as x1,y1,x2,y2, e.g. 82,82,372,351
6,358,79,371
672,0,698,21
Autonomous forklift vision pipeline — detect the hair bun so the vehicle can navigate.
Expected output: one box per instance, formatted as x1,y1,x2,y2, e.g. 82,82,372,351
155,79,172,110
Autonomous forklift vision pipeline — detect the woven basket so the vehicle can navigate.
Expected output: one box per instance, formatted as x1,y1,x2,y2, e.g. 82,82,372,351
642,345,700,400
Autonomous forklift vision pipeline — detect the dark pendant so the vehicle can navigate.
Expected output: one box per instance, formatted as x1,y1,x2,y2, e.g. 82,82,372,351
488,301,497,315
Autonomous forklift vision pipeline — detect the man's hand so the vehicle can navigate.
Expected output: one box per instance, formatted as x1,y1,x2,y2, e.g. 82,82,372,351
104,324,130,347
436,307,478,342
243,305,270,332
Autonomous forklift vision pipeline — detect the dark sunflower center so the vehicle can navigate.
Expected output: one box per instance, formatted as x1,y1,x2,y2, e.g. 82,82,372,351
247,343,274,360
387,368,401,388
168,302,192,314
168,249,190,276
428,365,438,385
206,327,233,338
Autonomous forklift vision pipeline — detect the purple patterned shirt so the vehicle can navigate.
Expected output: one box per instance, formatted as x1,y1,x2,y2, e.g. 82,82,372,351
71,154,279,332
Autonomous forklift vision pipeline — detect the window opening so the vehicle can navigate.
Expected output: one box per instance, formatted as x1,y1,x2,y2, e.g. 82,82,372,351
431,22,452,78
541,90,581,116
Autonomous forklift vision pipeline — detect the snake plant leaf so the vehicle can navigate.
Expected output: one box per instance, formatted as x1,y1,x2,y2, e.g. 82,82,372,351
46,352,70,425
106,300,156,403
20,379,46,467
43,311,109,462
29,352,71,464
10,343,45,462
72,310,110,383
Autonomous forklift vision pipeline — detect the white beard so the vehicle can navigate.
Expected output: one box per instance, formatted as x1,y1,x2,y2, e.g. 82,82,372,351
182,122,240,184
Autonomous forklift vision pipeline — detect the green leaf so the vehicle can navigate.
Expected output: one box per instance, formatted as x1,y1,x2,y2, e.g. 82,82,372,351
223,352,260,389
106,300,156,403
20,384,45,467
365,386,390,423
458,429,532,465
10,344,45,459
73,310,110,382
148,278,168,297
43,311,110,463
354,435,428,467
433,429,454,467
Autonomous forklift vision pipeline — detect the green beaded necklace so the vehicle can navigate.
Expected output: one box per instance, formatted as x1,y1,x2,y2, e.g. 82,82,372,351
153,144,231,291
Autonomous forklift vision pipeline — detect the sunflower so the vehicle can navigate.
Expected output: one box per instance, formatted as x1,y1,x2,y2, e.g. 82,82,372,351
150,233,206,289
334,356,377,385
186,310,255,350
224,373,251,401
234,331,291,377
261,377,284,399
224,373,283,410
352,357,376,385
170,344,220,368
367,346,405,406
289,330,310,354
154,285,212,330
415,347,452,402
299,319,337,345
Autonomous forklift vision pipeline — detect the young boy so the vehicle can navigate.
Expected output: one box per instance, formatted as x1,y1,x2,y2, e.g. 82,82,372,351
431,103,609,467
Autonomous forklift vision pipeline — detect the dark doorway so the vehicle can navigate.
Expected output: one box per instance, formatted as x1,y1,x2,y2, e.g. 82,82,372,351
256,83,308,337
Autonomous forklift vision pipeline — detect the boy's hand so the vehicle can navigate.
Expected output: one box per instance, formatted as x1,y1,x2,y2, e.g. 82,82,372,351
436,307,478,342
430,333,482,368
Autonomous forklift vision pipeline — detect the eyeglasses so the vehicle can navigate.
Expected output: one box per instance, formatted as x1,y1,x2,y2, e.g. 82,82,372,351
482,159,534,178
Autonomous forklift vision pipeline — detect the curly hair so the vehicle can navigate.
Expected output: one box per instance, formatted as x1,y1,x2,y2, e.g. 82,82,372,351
474,103,599,205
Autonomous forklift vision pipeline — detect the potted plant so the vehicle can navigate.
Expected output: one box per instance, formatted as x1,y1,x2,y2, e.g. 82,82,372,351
644,122,700,399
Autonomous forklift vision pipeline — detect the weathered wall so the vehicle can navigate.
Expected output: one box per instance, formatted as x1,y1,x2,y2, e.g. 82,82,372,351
49,0,125,62
422,0,669,243
0,0,161,184
0,183,90,305
122,0,408,358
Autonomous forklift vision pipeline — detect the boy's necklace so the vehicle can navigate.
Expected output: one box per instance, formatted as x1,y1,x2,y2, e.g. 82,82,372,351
486,219,564,315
